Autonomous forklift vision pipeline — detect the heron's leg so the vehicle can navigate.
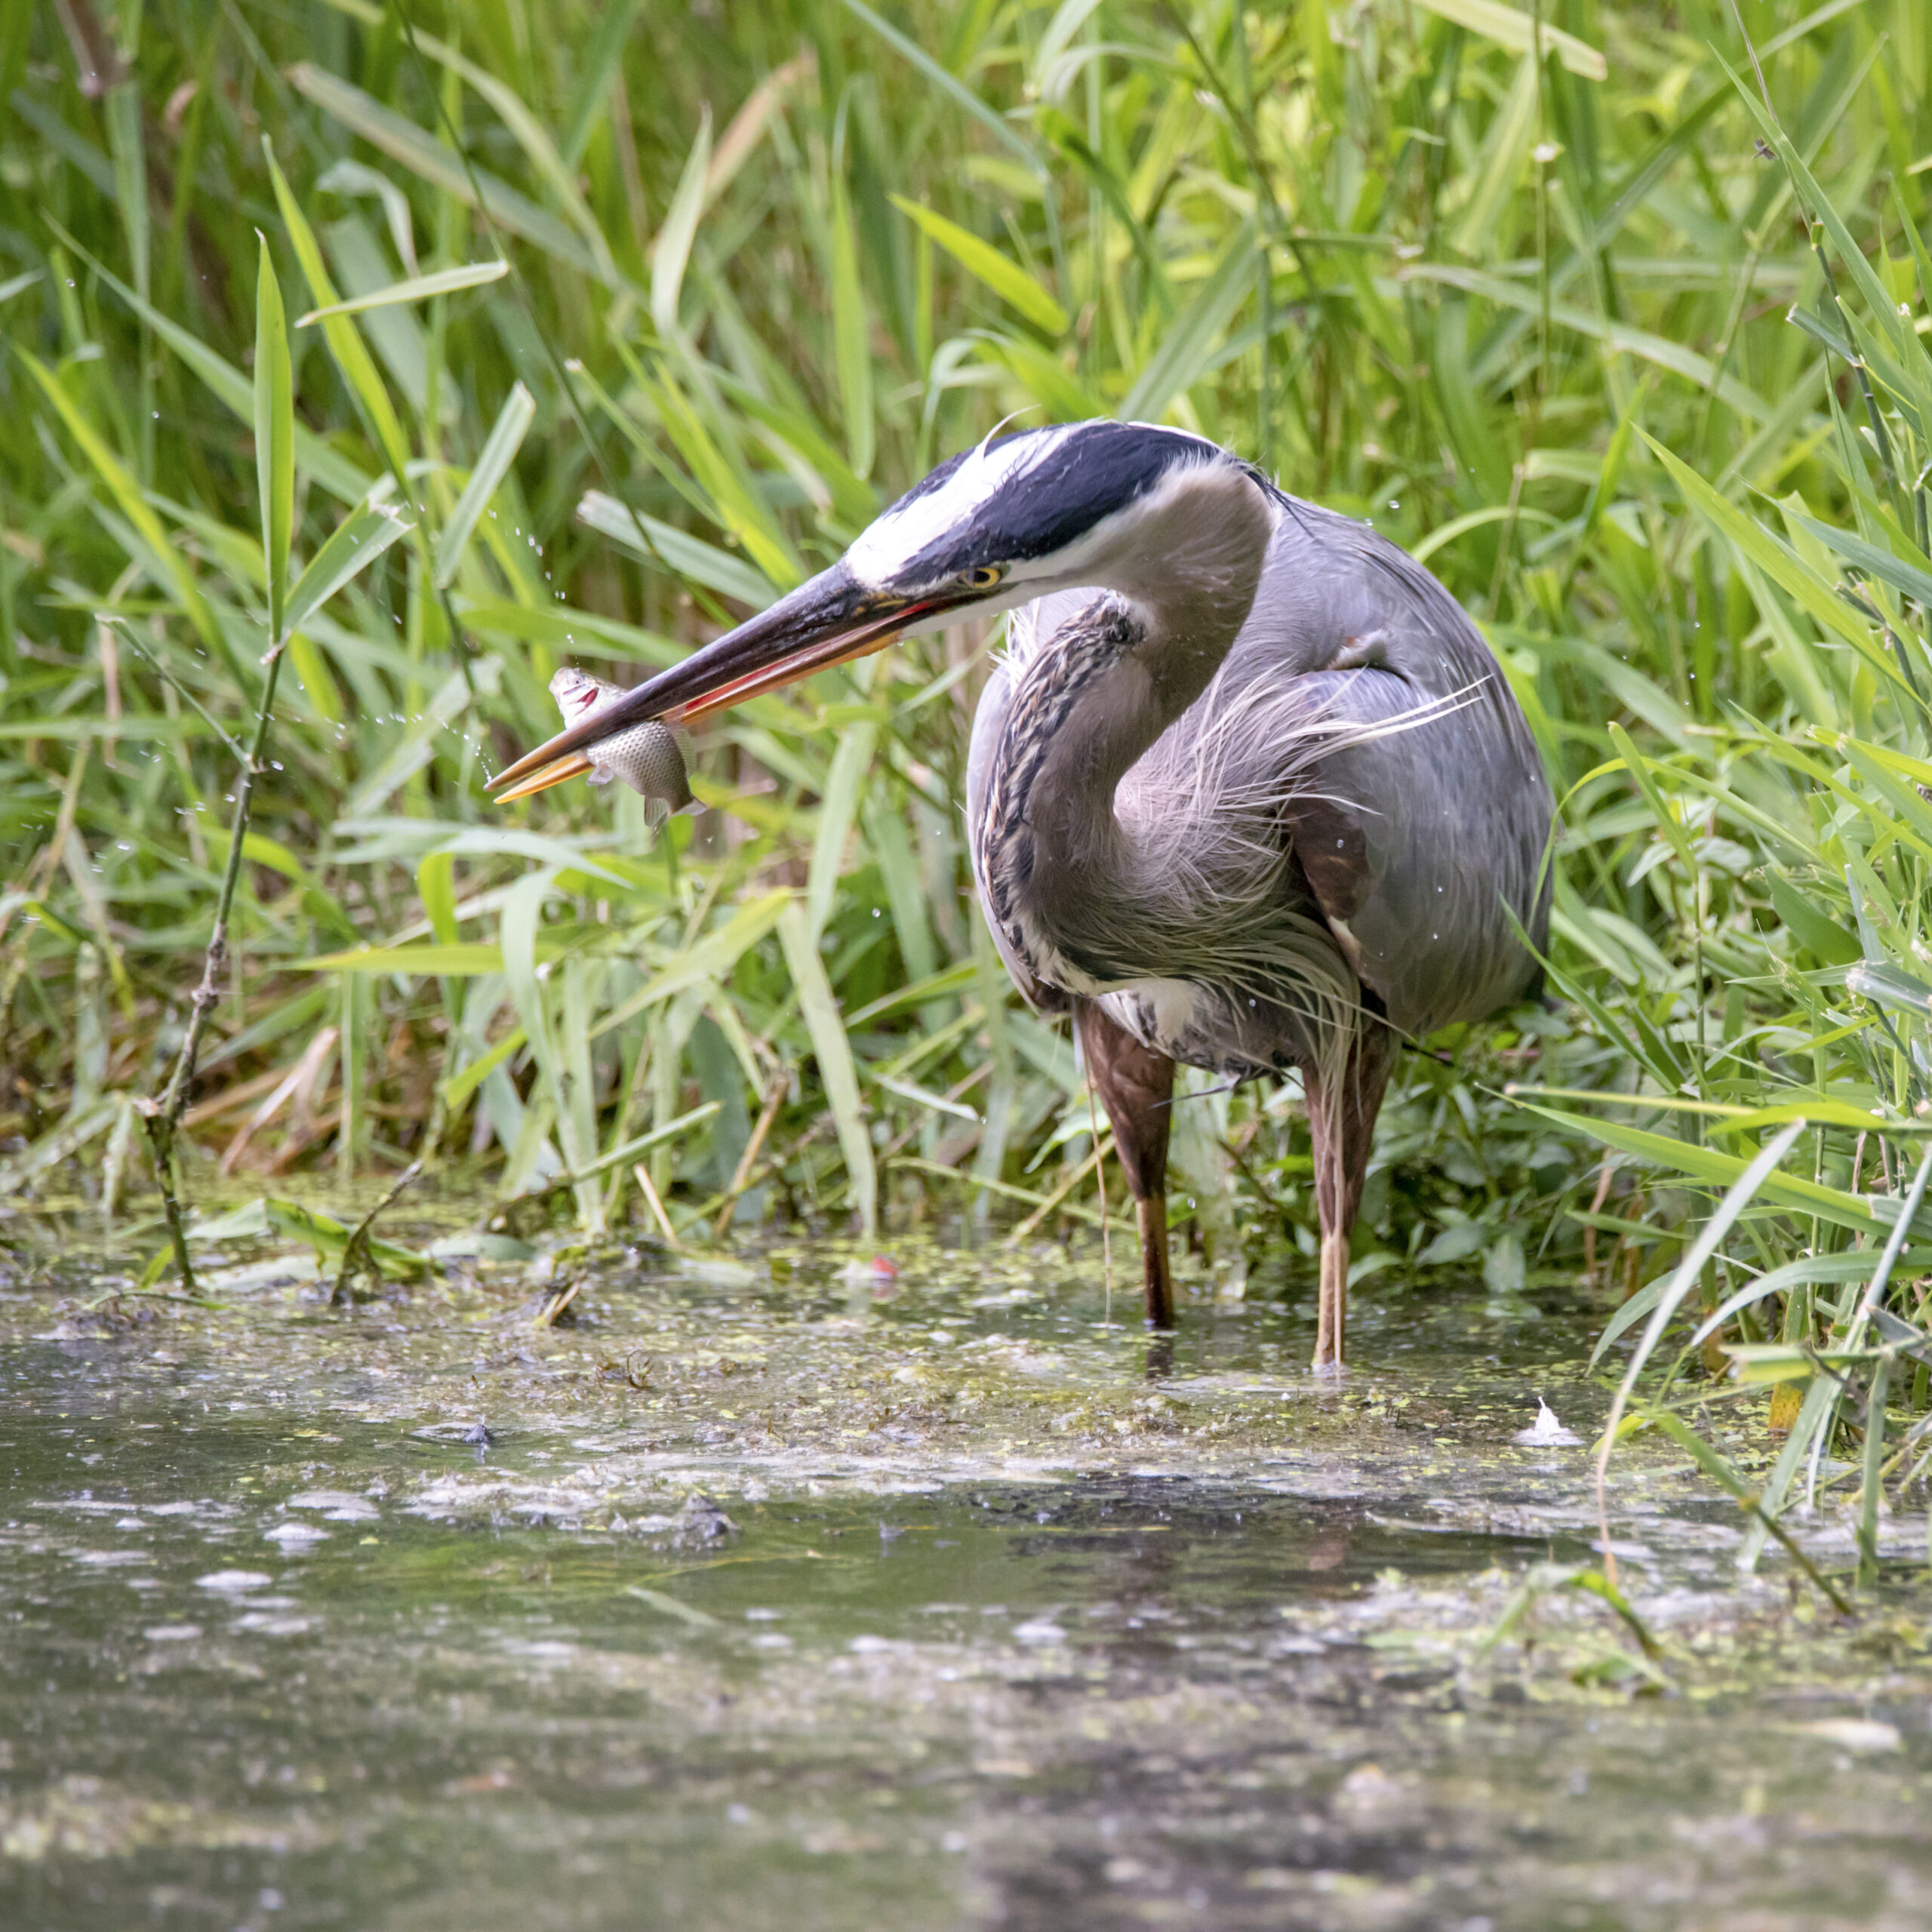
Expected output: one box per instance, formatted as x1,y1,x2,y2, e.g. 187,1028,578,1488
1303,1023,1395,1373
1075,1001,1176,1328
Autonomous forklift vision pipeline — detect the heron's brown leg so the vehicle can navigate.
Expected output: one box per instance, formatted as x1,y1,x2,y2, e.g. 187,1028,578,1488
1075,1000,1176,1329
1303,1022,1395,1373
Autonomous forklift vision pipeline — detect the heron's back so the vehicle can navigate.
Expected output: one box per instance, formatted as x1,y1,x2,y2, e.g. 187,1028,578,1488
977,497,1551,1057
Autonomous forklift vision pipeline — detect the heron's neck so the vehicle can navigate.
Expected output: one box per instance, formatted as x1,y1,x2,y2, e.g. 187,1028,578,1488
987,469,1276,989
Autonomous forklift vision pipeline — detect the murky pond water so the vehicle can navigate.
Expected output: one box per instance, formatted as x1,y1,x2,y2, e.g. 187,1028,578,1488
3,1223,1930,1929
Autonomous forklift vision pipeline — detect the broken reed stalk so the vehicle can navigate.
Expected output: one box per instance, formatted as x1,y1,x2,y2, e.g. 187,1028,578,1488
333,1158,426,1304
712,1072,791,1236
140,644,291,1292
139,235,296,1294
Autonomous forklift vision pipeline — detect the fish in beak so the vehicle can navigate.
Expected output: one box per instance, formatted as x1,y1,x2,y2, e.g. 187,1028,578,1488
491,668,697,812
485,562,965,803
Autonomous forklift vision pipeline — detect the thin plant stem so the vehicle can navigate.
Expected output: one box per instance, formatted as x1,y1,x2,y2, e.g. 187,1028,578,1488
1858,1351,1894,1587
1721,0,1906,514
1228,3,1270,469
1531,0,1551,402
140,641,289,1291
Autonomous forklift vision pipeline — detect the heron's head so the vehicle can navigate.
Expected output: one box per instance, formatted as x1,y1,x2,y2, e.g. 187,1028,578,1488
489,420,1265,800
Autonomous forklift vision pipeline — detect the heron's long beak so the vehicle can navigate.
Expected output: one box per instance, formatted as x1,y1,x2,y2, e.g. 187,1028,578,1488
487,563,958,801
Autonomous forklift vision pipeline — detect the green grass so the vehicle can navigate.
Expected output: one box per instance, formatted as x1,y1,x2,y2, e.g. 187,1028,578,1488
5,1,1932,1584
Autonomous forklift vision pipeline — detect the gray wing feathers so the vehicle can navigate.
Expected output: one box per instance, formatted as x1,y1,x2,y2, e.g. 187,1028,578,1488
1176,497,1550,1036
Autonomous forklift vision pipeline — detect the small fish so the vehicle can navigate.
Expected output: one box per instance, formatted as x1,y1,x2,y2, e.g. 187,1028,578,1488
549,668,694,817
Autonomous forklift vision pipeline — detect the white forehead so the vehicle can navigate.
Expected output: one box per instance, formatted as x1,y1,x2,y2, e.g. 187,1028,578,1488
844,425,1083,589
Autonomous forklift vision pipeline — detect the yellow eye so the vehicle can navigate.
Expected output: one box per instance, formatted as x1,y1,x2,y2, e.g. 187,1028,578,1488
966,565,1004,590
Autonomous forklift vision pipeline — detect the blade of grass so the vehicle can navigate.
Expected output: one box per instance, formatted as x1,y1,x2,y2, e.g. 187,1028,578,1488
1592,1121,1805,1587
891,198,1068,336
779,901,875,1238
435,382,535,588
296,260,507,325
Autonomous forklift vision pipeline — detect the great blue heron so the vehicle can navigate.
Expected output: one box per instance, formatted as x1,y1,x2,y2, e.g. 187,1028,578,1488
489,421,1552,1367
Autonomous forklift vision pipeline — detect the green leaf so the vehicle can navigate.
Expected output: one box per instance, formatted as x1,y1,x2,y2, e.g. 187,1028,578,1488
983,327,1108,420
1847,961,1932,1020
631,360,803,589
1407,0,1606,79
302,943,531,975
1642,434,1875,656
577,491,775,608
104,71,148,300
711,368,878,529
559,0,645,169
557,958,605,1230
1590,1118,1804,1407
652,106,711,340
46,220,373,503
296,260,507,326
829,149,874,481
808,721,876,944
345,660,502,820
591,891,793,1039
1540,635,1692,746
1451,54,1539,261
1121,217,1258,424
1766,872,1861,967
515,1105,721,1198
262,136,412,490
1783,507,1932,612
442,1028,525,1112
1525,1104,1886,1242
837,0,1039,167
435,382,536,589
1715,48,1920,372
1720,1343,1829,1386
315,0,620,285
285,499,414,638
779,901,876,1237
316,159,420,275
285,63,604,281
499,874,603,1232
891,197,1067,336
1409,263,1771,423
263,1196,427,1277
417,850,459,946
16,348,225,666
862,791,939,989
1606,723,1698,880
1035,0,1108,88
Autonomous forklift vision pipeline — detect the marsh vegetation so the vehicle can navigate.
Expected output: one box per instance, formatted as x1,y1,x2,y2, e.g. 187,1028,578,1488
5,0,1932,1620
